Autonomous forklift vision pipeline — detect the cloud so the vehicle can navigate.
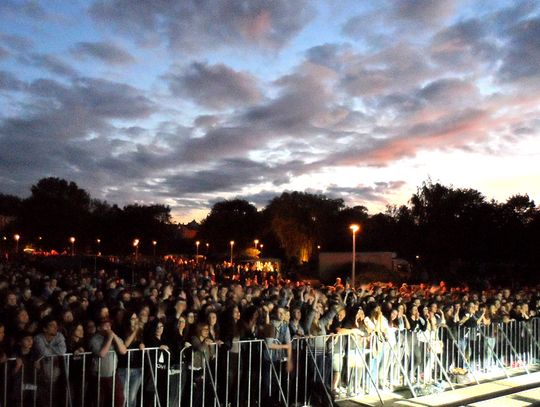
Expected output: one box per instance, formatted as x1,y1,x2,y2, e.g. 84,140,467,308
392,0,455,27
71,41,135,65
89,0,315,51
20,53,78,77
0,34,33,52
326,181,406,203
0,70,25,91
165,62,262,110
498,18,540,82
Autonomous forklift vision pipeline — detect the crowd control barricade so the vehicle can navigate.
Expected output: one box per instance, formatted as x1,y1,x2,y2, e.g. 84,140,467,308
1,320,539,407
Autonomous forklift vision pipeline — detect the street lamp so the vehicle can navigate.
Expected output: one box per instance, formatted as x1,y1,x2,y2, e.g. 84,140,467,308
254,239,259,249
14,234,20,254
230,241,235,264
152,240,157,257
206,242,209,254
350,224,360,288
195,240,200,260
69,236,76,256
96,238,101,255
133,239,139,262
259,243,263,256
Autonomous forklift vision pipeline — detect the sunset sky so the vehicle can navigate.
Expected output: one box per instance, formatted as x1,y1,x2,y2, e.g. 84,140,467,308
1,1,539,222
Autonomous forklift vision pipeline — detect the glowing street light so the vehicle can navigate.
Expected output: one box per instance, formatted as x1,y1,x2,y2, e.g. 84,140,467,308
254,239,259,249
133,239,140,262
96,238,101,255
259,243,263,256
350,224,360,288
195,240,200,260
206,242,209,254
229,241,235,264
69,236,76,256
14,234,20,253
152,240,157,257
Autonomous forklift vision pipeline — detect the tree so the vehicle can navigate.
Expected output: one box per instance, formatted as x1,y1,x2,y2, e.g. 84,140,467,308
265,192,345,262
16,178,91,249
199,199,261,255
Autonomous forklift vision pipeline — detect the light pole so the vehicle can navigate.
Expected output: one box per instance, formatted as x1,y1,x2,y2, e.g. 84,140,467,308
133,239,139,262
259,243,263,256
206,242,209,255
14,234,20,254
230,241,234,264
195,241,200,261
350,224,360,288
95,238,101,273
152,240,157,258
254,239,259,249
69,236,76,256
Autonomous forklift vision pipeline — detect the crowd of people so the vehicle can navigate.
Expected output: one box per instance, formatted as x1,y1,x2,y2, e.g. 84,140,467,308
0,257,539,406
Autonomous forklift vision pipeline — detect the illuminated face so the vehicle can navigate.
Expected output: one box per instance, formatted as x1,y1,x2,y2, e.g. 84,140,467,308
45,320,58,336
74,324,84,339
338,309,346,321
21,336,33,349
233,307,241,321
208,312,217,325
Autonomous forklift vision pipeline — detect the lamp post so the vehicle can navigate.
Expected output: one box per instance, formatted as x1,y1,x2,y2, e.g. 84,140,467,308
254,239,259,249
133,239,139,262
69,237,76,256
206,242,209,255
95,238,101,273
259,243,263,256
195,241,200,261
14,234,20,254
230,241,234,264
152,240,157,258
349,224,360,288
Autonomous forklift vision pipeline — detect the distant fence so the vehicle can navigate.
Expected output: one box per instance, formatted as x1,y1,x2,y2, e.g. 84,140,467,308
1,319,539,406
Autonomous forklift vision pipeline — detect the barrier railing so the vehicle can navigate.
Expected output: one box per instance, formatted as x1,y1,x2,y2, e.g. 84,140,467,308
0,319,538,406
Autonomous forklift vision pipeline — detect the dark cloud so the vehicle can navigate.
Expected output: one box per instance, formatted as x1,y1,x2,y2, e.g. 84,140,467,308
498,18,540,82
0,34,33,52
326,181,406,203
158,159,280,195
71,41,135,65
89,0,315,51
417,78,477,106
0,46,9,60
19,53,78,77
30,77,155,119
0,0,46,19
0,70,25,91
241,64,336,132
430,18,498,71
165,62,262,110
392,0,455,26
341,44,433,97
194,115,221,128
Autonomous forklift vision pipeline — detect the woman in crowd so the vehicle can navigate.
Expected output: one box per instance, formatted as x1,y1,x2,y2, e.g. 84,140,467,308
118,312,144,407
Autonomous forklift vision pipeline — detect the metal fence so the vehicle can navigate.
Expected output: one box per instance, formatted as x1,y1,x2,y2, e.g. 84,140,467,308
1,318,539,407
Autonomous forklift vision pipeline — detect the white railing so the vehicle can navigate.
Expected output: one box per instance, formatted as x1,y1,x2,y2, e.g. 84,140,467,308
1,318,539,406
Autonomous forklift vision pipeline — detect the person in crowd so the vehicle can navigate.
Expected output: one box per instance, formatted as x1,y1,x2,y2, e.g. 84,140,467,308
66,323,86,407
11,331,35,407
88,318,127,407
118,312,144,407
33,316,66,406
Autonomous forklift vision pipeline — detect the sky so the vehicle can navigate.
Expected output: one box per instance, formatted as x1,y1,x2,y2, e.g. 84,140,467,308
0,0,539,223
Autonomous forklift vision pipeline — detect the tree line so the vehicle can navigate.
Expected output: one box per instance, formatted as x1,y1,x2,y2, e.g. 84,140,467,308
1,178,539,279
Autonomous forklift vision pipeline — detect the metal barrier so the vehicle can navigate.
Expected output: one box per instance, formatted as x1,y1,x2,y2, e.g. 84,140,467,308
1,319,539,406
